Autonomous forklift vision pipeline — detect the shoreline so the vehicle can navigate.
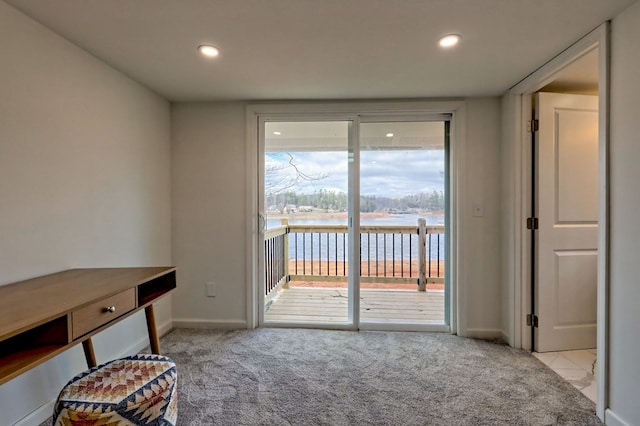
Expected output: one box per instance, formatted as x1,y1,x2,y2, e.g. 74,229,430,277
268,210,444,221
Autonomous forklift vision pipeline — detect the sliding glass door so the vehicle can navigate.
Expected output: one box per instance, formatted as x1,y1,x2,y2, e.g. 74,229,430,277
359,120,447,326
259,115,448,330
261,120,353,324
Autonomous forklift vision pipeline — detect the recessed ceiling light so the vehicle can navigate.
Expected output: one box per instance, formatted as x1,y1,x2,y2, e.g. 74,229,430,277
386,133,394,138
273,131,281,135
198,44,220,58
438,34,461,48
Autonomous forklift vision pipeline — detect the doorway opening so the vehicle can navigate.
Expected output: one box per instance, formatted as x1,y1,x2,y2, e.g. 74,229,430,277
509,27,607,409
531,89,599,403
258,115,451,331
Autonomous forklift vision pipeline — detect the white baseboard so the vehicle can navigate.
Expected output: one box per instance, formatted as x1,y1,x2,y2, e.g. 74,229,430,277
13,400,56,426
172,318,247,330
464,328,506,341
157,318,174,338
500,330,511,345
605,408,632,426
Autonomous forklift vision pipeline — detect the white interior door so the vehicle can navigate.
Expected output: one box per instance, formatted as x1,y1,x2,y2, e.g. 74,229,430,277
535,92,599,352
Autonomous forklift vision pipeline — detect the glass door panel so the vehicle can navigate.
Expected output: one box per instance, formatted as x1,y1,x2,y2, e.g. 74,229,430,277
262,121,351,324
359,121,447,325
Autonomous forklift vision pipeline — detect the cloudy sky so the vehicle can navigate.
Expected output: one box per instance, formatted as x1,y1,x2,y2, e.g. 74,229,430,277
266,149,445,197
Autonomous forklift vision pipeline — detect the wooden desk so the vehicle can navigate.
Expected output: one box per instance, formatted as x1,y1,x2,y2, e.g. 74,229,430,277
0,267,176,385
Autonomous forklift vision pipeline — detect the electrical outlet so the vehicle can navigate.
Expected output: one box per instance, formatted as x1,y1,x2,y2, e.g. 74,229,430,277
206,281,216,297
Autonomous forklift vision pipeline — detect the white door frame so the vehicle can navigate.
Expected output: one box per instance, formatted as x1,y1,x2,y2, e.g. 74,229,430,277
506,23,609,419
245,100,466,334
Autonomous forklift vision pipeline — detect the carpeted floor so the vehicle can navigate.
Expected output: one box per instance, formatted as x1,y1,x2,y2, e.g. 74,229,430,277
158,328,600,425
41,328,601,425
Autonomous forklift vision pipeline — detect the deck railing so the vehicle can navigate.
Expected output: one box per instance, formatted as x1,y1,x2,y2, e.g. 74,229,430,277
264,219,445,300
264,225,288,298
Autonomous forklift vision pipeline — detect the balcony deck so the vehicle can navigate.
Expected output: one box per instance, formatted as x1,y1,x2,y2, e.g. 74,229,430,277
265,286,445,324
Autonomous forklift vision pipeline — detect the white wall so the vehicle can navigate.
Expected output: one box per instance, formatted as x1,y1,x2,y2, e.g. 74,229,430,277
607,2,640,424
460,98,503,339
0,2,172,424
499,94,520,346
171,103,248,328
170,99,504,338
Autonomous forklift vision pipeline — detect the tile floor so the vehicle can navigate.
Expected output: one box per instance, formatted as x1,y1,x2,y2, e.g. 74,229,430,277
532,349,597,402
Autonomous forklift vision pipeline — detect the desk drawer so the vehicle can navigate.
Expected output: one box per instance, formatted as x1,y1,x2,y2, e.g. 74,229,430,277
72,289,136,339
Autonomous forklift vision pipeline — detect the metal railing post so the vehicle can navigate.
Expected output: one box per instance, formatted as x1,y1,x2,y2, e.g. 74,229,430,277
418,218,427,291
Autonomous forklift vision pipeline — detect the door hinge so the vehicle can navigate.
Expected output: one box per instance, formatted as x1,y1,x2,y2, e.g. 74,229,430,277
526,217,539,230
527,314,539,328
527,119,539,133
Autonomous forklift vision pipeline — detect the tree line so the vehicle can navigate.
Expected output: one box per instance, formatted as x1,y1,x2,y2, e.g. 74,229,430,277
267,189,444,213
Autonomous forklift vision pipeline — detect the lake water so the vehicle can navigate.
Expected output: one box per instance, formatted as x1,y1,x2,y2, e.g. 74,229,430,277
267,214,445,263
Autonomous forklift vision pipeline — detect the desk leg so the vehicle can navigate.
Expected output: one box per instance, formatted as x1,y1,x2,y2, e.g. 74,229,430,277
82,339,97,368
145,304,161,354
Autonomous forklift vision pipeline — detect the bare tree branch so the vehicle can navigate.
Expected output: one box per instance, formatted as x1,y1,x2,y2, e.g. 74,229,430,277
265,152,328,195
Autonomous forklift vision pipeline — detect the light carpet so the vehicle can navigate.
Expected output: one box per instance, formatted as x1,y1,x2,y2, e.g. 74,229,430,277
156,328,599,425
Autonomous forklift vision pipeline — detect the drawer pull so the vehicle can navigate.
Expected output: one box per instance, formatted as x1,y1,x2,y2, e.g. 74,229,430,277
72,288,135,339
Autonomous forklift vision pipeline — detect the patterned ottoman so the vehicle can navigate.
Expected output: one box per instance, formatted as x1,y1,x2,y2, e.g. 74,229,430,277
53,354,177,425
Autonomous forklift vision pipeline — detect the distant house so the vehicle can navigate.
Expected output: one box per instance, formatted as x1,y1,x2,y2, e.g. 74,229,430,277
284,204,298,213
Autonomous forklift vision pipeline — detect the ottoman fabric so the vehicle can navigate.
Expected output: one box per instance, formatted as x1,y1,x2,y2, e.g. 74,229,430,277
53,354,177,426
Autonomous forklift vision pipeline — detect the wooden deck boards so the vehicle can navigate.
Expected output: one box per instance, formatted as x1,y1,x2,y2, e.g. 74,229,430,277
265,286,445,324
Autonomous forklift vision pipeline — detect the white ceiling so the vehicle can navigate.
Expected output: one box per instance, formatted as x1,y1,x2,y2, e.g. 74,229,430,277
4,0,634,102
